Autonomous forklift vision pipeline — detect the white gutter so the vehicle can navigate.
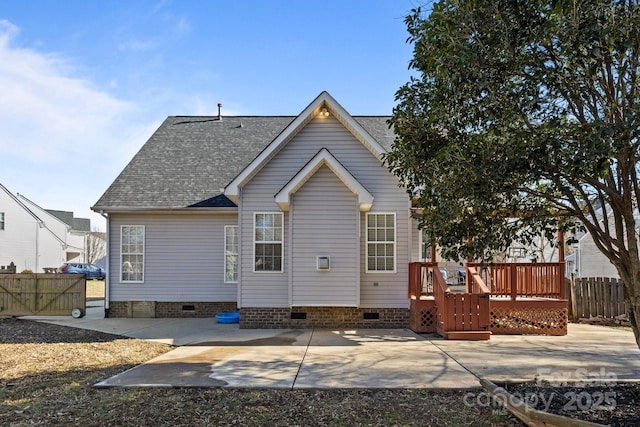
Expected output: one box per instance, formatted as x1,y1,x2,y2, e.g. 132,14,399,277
99,211,110,312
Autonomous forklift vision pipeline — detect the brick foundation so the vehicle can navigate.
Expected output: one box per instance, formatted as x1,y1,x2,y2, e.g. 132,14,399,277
107,301,237,318
106,301,129,318
239,306,409,329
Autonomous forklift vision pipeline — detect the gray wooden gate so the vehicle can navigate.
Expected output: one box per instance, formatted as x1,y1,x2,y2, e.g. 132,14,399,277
0,274,86,317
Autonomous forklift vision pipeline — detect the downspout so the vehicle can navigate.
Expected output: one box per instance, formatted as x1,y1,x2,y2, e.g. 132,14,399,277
236,189,242,310
574,242,581,277
35,219,46,272
35,221,39,272
99,211,110,316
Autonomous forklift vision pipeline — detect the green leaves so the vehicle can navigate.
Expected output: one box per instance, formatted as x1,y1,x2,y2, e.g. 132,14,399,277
387,0,640,264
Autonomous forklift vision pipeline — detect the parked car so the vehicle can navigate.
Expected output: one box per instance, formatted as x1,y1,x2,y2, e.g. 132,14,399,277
58,263,106,280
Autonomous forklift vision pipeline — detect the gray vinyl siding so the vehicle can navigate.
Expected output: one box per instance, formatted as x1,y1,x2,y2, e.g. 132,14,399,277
359,203,410,308
108,212,237,302
239,115,410,308
290,165,358,306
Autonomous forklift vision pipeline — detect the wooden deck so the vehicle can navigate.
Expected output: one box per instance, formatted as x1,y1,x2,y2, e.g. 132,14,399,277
408,262,568,339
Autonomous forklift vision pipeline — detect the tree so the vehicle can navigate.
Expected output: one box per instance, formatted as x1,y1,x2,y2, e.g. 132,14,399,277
385,0,640,348
86,229,106,265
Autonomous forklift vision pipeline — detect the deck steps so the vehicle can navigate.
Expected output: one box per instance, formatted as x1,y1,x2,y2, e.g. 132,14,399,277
444,330,491,340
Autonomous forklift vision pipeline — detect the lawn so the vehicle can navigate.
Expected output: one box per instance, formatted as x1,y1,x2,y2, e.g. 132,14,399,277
86,280,105,300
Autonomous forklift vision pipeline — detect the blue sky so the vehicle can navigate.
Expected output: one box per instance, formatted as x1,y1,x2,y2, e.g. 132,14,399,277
1,0,417,230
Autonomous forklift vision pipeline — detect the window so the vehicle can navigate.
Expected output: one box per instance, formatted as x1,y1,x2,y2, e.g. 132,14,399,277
254,212,283,272
224,225,238,283
121,225,144,282
0,212,4,230
367,213,396,272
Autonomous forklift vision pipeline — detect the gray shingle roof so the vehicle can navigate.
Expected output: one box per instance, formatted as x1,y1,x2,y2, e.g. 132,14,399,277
45,210,91,231
92,115,393,211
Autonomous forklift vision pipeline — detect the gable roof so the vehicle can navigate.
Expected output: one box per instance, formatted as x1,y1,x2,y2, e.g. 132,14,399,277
224,91,387,203
45,210,91,232
0,183,42,224
92,92,394,212
275,148,374,212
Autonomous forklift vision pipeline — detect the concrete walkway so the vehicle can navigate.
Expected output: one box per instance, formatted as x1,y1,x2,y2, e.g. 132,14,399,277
22,301,640,389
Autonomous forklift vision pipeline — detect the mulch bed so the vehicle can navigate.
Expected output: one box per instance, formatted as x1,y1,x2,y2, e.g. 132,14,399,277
504,381,640,427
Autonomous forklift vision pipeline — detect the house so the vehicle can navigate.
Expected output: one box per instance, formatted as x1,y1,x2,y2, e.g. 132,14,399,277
93,92,424,327
565,209,622,279
567,235,618,279
0,184,90,272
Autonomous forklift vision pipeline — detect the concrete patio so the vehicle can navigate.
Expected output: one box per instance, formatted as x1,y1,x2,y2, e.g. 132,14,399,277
21,300,640,389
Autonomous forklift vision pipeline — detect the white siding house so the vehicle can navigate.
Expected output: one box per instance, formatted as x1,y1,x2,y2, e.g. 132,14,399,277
567,210,622,279
0,184,89,272
93,92,414,327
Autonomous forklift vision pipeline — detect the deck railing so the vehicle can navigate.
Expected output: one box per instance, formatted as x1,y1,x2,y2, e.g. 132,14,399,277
467,262,565,300
408,262,438,298
432,263,448,336
466,266,491,294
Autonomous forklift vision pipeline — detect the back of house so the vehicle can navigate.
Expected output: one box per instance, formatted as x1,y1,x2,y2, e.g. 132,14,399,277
92,92,422,328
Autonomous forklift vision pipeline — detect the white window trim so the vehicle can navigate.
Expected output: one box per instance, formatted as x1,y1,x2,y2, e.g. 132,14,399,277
224,225,238,283
120,225,145,283
366,212,397,273
253,212,284,273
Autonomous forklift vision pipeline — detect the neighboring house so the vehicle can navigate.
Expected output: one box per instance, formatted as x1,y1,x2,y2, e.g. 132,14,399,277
93,92,423,327
565,212,621,279
0,184,90,272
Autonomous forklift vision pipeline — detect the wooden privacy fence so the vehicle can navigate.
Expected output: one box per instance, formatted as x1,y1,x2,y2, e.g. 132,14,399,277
567,277,627,321
0,274,86,317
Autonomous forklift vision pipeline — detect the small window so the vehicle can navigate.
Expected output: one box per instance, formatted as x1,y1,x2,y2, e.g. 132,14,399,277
366,213,396,272
224,225,238,283
0,212,4,230
254,212,283,272
121,225,144,282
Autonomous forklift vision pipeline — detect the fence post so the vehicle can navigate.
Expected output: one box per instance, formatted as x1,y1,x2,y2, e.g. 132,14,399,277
569,274,577,322
559,263,566,299
510,264,517,301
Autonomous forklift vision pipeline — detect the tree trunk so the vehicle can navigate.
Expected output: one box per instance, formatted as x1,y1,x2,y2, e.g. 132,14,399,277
618,267,640,349
630,300,640,350
627,286,640,350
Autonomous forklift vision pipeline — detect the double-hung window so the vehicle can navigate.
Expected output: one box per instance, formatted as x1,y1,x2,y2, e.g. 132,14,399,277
254,212,283,272
366,213,396,272
224,225,238,283
0,212,4,230
121,225,144,282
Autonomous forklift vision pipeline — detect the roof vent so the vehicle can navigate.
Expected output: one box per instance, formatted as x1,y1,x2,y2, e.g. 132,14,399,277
217,103,222,120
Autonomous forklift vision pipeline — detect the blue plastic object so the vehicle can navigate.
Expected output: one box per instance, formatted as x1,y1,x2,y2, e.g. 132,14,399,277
216,312,240,324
